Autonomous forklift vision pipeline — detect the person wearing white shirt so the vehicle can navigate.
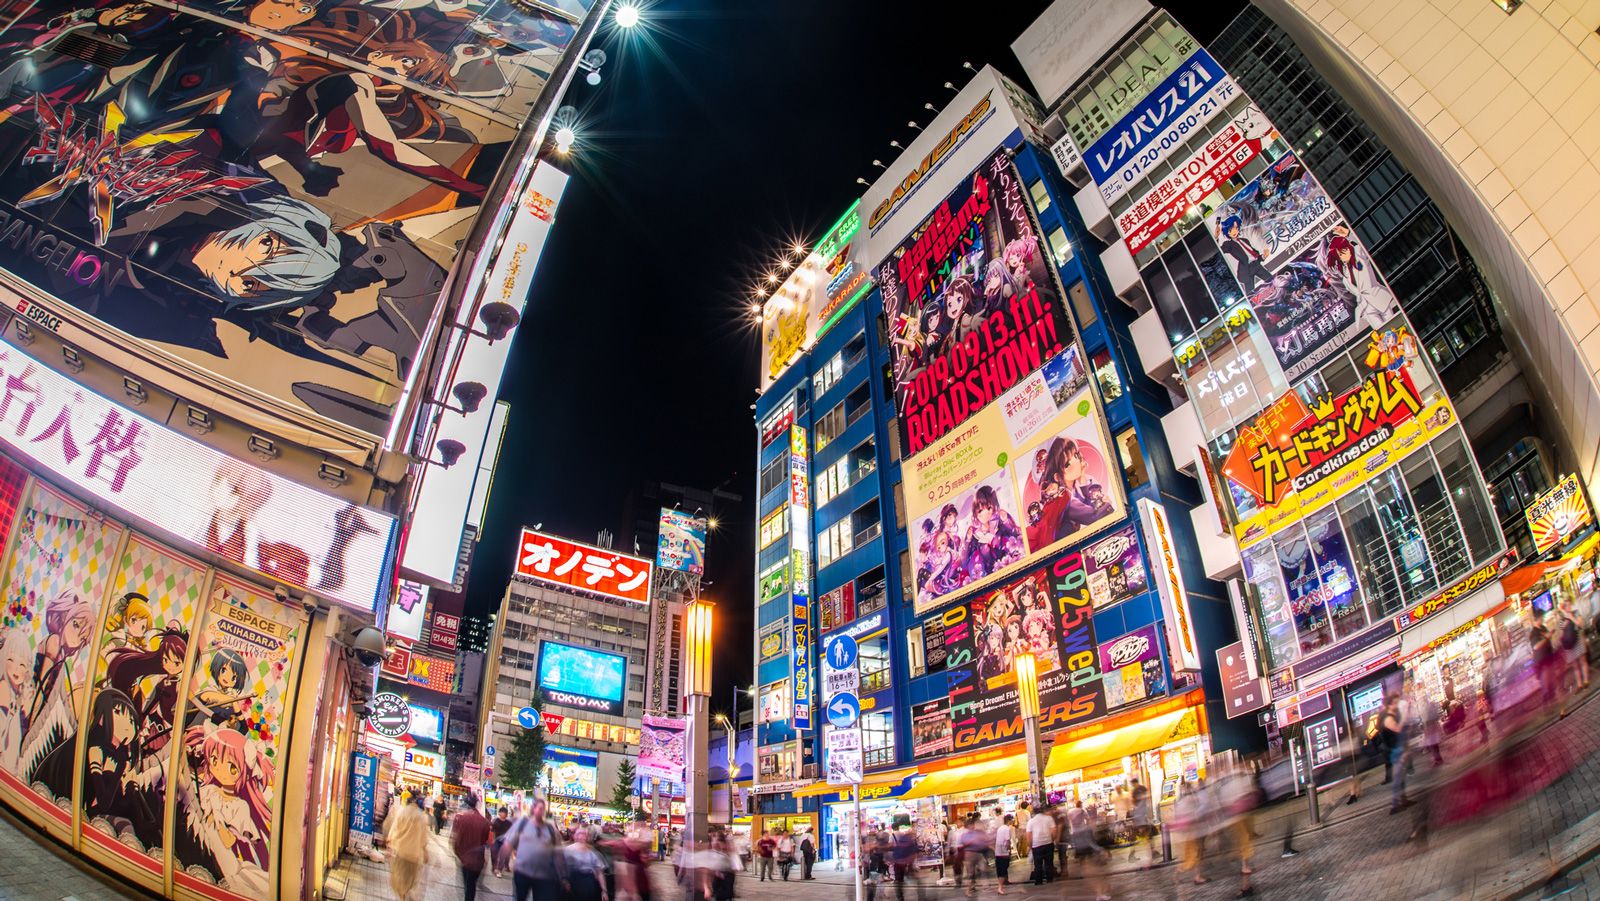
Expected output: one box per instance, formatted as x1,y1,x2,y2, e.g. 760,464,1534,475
1026,809,1056,885
992,814,1016,894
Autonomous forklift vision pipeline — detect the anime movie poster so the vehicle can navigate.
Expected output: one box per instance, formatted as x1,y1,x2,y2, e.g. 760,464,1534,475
1011,400,1119,555
942,549,1105,753
911,471,1026,610
1245,228,1400,381
0,483,122,822
1205,152,1340,294
1302,508,1364,639
172,578,303,898
78,536,206,871
879,147,1076,457
1277,528,1333,657
0,0,530,441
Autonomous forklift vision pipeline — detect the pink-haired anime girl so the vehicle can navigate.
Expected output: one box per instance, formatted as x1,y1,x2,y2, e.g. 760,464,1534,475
1003,235,1037,289
179,724,274,892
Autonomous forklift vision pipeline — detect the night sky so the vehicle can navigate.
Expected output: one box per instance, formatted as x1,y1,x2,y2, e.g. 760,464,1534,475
465,0,1244,712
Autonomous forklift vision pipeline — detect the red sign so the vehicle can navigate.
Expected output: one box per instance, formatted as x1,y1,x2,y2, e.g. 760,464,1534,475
407,651,457,693
431,611,460,651
514,529,654,604
1394,548,1518,631
541,713,565,733
1118,124,1263,255
382,643,412,681
1224,369,1422,506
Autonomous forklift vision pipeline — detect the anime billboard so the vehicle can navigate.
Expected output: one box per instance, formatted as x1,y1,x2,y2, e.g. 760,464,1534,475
1206,153,1340,294
880,147,1076,458
0,0,570,441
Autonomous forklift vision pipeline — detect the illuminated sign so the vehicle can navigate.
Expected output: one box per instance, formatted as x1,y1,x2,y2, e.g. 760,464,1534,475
543,747,600,800
1084,51,1238,204
1527,474,1593,555
789,424,813,729
407,651,457,693
405,163,569,585
761,404,795,448
868,90,994,231
368,692,412,738
1394,548,1517,631
0,334,396,611
388,580,429,642
1138,499,1200,672
404,748,445,778
381,643,413,681
407,704,444,742
816,202,871,336
1116,108,1273,256
539,640,627,716
514,529,654,604
430,611,460,651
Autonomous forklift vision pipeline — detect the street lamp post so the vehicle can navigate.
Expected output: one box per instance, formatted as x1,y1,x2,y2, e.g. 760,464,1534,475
683,599,715,846
1014,650,1046,806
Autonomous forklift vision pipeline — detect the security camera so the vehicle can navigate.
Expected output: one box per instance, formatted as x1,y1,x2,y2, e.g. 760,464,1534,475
351,627,386,668
354,703,371,719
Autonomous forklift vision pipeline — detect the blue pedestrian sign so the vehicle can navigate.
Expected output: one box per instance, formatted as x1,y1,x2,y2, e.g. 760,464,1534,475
485,745,497,758
824,634,858,671
826,691,860,730
516,707,542,729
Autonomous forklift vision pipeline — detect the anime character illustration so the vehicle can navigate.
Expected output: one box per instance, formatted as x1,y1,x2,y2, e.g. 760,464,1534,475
101,593,153,655
974,623,1008,682
1324,227,1399,329
962,485,1024,580
1366,325,1419,373
1023,609,1059,671
104,624,190,756
1023,436,1115,551
176,724,274,892
204,460,274,569
0,1,178,123
983,258,1017,311
1003,235,1037,290
916,532,962,605
1216,216,1274,293
0,630,32,772
940,276,985,350
19,591,97,800
188,649,252,732
80,687,165,849
554,760,587,796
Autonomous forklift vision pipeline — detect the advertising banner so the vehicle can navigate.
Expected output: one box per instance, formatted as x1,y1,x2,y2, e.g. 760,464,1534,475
1082,524,1149,610
1207,153,1341,294
387,581,429,642
430,611,461,652
942,547,1106,753
408,650,457,694
758,681,791,724
349,752,379,852
907,377,1122,614
656,508,708,574
759,252,824,390
638,715,688,783
1137,499,1201,673
1175,305,1290,440
543,748,599,800
824,727,863,785
1217,641,1268,718
911,698,954,759
1116,105,1277,256
1394,548,1518,631
1527,474,1593,555
789,424,813,730
0,335,397,612
1098,625,1168,710
880,146,1078,457
921,612,950,674
758,620,788,662
819,582,856,633
815,202,873,337
0,0,563,446
405,163,569,584
538,641,626,716
515,529,654,604
1083,50,1239,205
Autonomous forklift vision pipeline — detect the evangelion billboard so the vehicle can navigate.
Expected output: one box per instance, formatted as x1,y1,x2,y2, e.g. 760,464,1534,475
939,546,1106,752
0,0,587,443
880,147,1076,457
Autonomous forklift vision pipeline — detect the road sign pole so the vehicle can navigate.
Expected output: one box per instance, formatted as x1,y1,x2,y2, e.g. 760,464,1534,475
853,782,863,901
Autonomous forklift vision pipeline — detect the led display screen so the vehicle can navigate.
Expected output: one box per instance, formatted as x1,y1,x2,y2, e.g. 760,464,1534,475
408,704,444,743
538,641,627,715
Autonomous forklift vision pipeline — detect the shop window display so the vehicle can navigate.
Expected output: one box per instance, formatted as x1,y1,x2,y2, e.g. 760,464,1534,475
1435,435,1504,564
1337,490,1407,622
1304,508,1366,640
1241,542,1297,670
1402,451,1472,586
1370,468,1439,604
1277,526,1333,655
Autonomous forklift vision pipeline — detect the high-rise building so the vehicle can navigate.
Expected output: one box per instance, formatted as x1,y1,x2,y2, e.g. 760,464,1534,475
481,528,652,822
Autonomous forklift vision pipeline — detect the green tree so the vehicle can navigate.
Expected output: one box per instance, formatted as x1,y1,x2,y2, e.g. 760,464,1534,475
612,759,637,814
499,691,548,791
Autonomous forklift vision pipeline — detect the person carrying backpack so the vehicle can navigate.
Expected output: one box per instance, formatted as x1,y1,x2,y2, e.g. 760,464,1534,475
501,799,567,901
799,830,816,880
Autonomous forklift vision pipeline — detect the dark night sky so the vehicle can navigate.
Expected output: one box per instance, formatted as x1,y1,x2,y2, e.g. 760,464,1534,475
465,0,1243,712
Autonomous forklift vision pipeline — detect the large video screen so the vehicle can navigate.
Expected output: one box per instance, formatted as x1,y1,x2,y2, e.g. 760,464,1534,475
538,641,627,715
408,704,444,743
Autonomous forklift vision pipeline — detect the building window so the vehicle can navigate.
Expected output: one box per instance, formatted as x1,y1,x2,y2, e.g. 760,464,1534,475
1069,280,1097,329
815,403,847,451
1117,428,1148,491
816,439,877,507
818,517,854,569
813,351,845,398
1028,179,1052,216
1095,350,1123,403
759,507,789,549
1048,226,1073,266
898,549,915,604
857,566,887,616
759,455,789,497
859,634,891,694
862,711,894,767
892,480,906,530
907,626,926,678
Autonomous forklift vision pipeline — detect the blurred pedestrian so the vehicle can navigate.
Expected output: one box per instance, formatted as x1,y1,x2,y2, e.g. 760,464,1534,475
387,792,432,901
961,814,992,897
776,830,796,881
566,827,610,901
1130,779,1159,863
755,830,775,881
1532,614,1559,704
434,794,448,834
1027,805,1056,885
492,807,514,877
1219,764,1259,897
892,825,923,901
1172,779,1213,886
502,799,566,901
1560,600,1590,697
993,814,1015,894
618,817,656,901
800,829,816,879
451,792,494,901
1381,695,1411,813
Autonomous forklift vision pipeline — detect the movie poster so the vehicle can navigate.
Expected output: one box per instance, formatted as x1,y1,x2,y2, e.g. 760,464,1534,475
942,548,1105,753
171,578,303,898
78,537,207,871
879,147,1076,457
1206,153,1340,294
911,698,952,759
0,0,541,440
1081,525,1148,610
0,483,122,817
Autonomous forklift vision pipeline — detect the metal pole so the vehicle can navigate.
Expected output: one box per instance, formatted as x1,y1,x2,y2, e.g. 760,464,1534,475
1022,713,1044,806
853,784,864,901
686,693,710,845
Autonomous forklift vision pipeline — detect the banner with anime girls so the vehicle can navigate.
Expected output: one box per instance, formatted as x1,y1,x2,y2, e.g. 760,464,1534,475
0,481,123,832
940,546,1105,753
171,578,303,900
0,0,565,443
77,536,208,882
907,368,1123,615
878,146,1078,458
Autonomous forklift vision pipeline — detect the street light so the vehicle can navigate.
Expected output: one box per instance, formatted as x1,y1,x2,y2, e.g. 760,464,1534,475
1014,650,1045,805
615,3,640,27
683,599,714,844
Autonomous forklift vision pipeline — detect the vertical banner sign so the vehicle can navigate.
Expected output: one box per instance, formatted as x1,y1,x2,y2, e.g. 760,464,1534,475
638,715,689,783
656,509,708,574
1217,641,1267,718
789,425,814,729
1138,499,1201,672
349,752,380,852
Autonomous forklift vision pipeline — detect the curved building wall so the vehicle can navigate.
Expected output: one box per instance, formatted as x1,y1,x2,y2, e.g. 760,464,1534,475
1255,0,1600,497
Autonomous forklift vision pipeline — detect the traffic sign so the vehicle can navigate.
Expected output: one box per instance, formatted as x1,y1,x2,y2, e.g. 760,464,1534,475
516,707,542,729
826,691,861,730
825,728,863,784
824,634,858,671
485,745,497,758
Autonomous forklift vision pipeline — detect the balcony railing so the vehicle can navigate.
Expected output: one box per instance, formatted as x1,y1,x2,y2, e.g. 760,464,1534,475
854,522,882,548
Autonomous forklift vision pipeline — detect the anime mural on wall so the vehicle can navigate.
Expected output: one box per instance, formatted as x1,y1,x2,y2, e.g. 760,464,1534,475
78,536,206,867
0,482,122,815
0,0,581,438
172,578,302,897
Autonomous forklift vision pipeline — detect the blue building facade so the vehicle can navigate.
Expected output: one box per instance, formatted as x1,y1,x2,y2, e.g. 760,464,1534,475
751,66,1253,858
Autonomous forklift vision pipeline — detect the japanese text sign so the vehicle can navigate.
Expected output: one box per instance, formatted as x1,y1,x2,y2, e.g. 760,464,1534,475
1117,113,1269,256
0,335,396,611
407,650,457,693
515,528,654,604
1394,548,1517,631
1527,474,1593,555
430,611,460,651
1084,50,1237,204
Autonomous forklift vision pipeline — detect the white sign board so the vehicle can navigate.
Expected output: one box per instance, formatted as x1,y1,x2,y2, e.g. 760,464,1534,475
825,728,864,785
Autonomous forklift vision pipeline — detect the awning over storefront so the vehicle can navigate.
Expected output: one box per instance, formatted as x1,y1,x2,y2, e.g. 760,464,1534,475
1399,580,1508,661
1044,707,1198,776
901,755,1029,800
792,767,920,798
1502,562,1556,597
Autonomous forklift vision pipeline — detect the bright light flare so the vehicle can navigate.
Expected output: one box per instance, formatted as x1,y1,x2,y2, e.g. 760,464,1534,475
553,125,576,153
615,4,640,27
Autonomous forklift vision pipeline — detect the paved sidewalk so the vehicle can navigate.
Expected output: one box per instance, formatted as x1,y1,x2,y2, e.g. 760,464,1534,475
326,829,513,901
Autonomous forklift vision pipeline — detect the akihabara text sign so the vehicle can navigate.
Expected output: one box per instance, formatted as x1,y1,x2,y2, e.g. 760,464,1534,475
0,334,396,610
515,529,653,604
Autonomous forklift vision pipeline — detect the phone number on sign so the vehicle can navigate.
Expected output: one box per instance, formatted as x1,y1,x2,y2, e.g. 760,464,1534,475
1099,79,1238,206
